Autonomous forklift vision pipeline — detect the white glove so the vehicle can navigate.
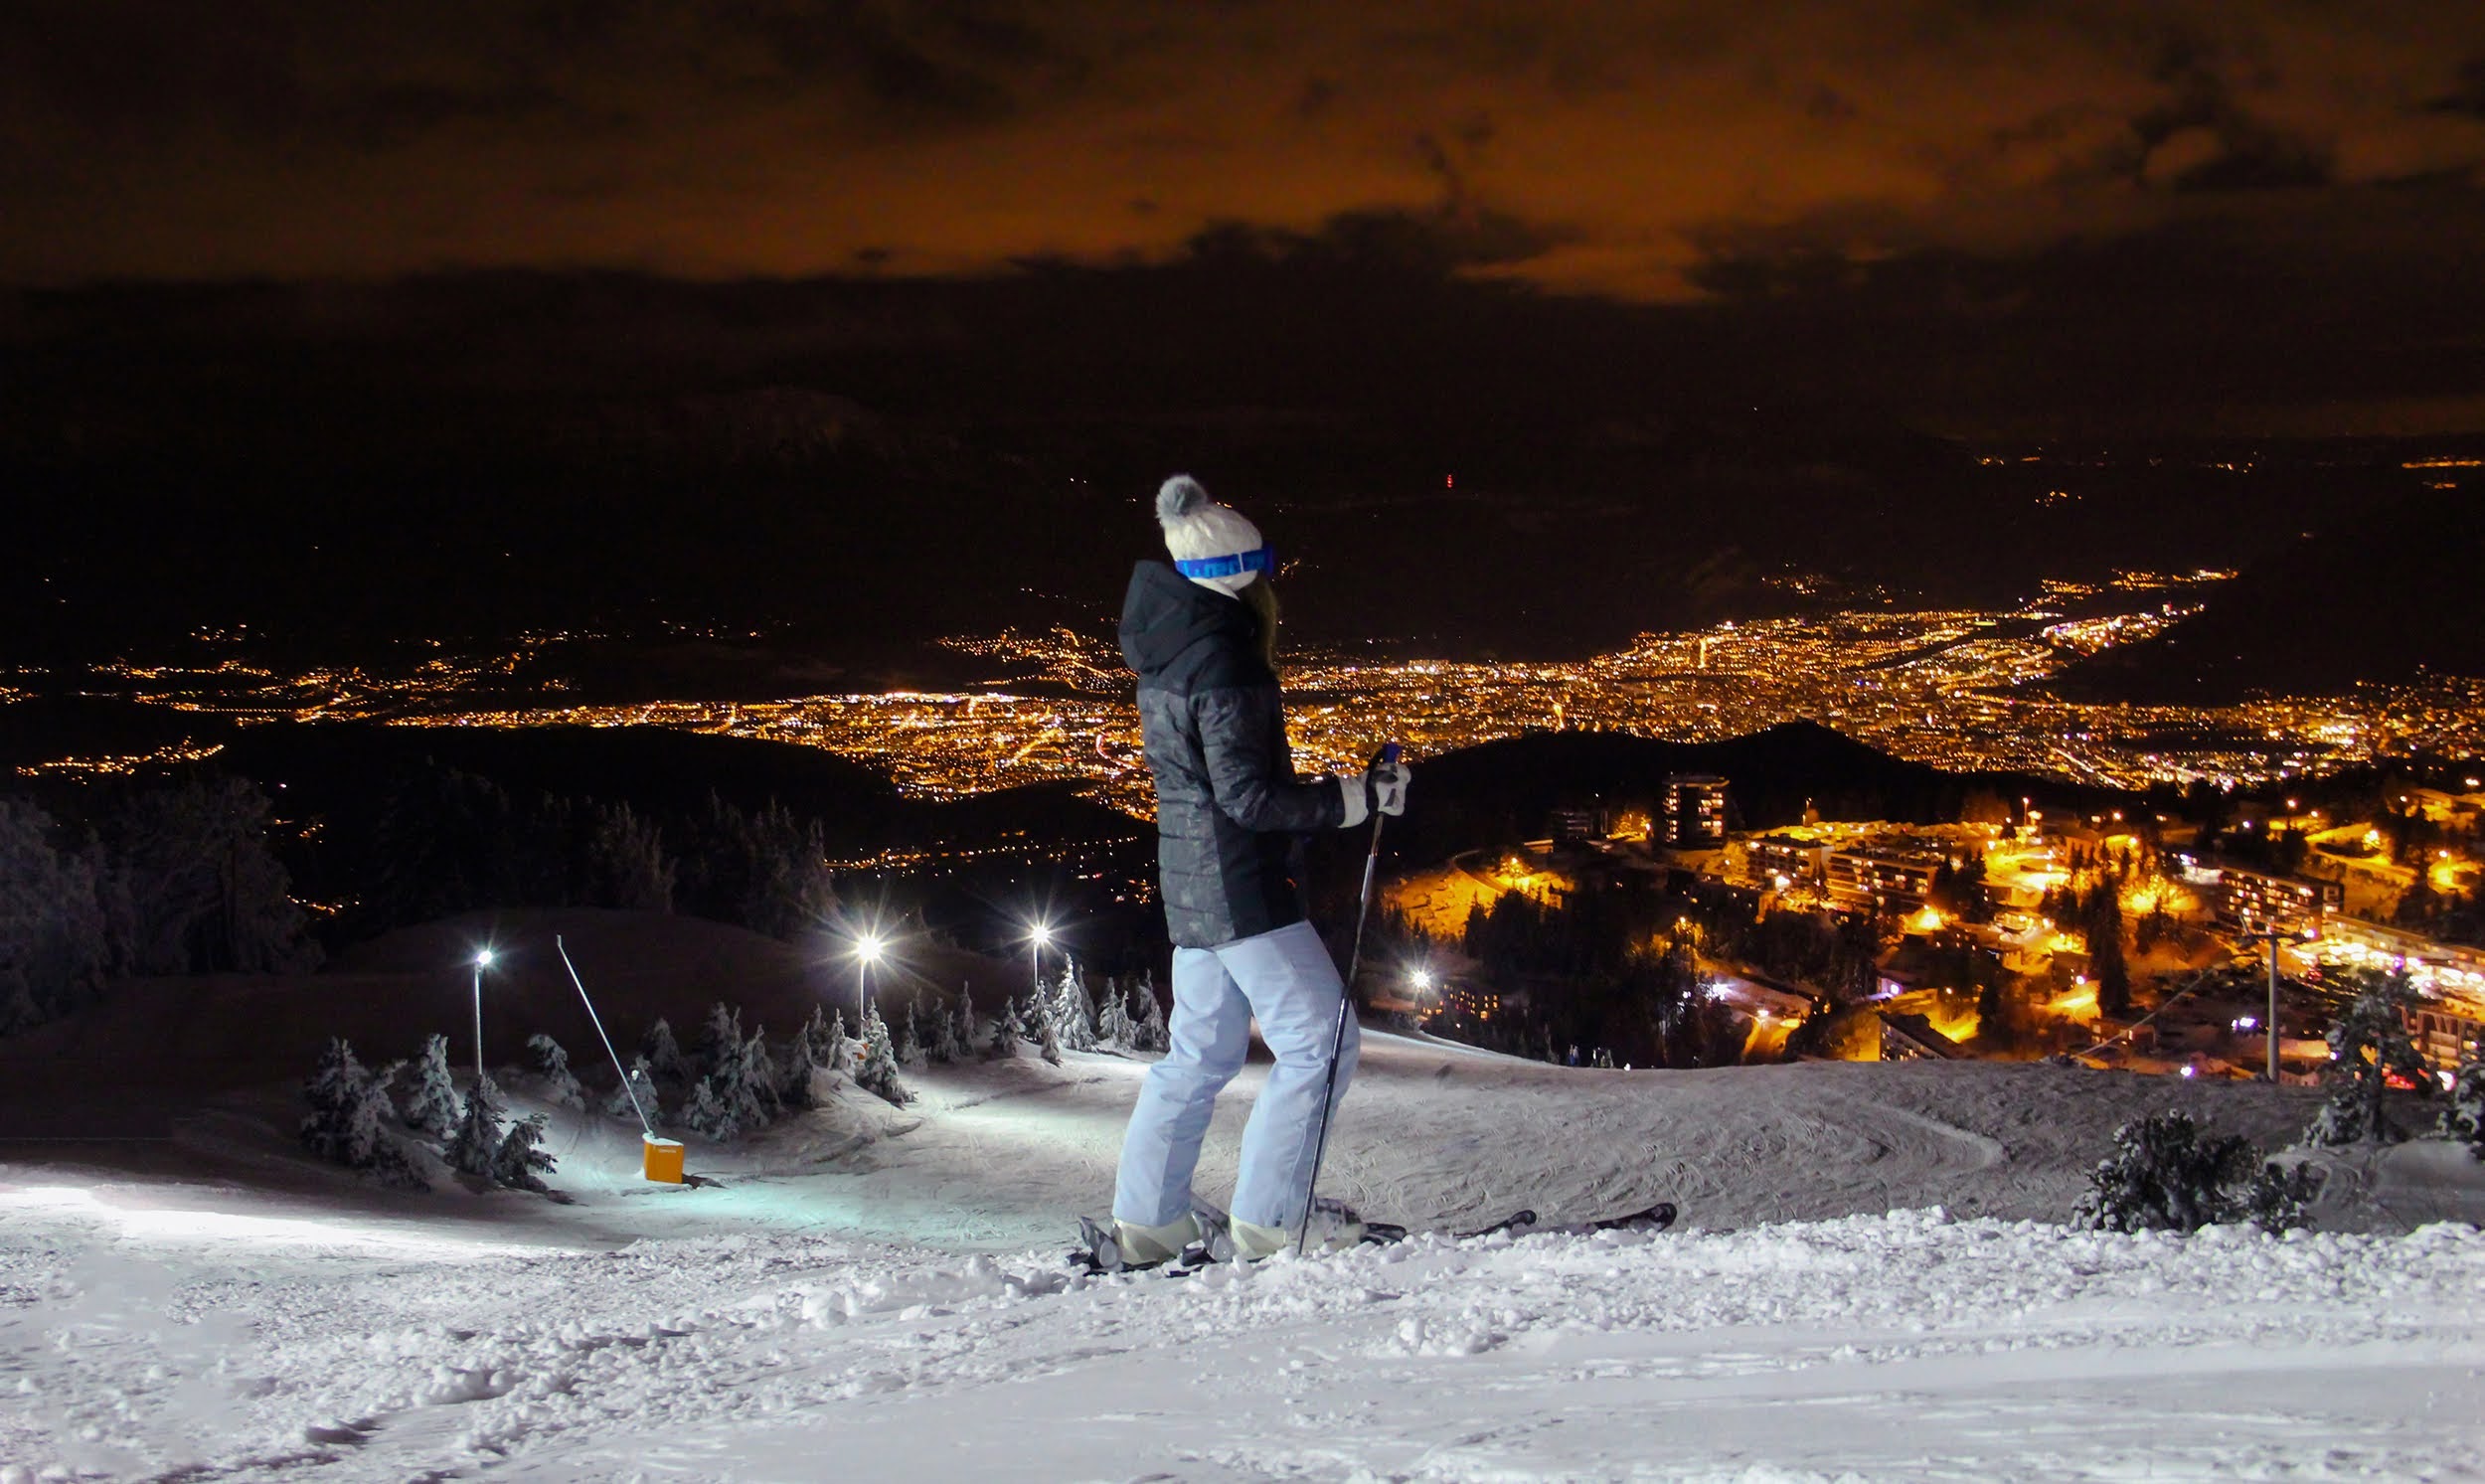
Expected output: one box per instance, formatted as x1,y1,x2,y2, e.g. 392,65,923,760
1370,759,1410,817
1337,774,1370,829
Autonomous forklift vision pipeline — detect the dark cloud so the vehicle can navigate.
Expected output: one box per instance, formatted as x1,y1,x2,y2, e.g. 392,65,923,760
2,2,2482,431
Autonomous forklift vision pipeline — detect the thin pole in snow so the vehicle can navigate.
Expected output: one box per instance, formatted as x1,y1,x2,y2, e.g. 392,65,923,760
557,934,651,1137
1299,744,1397,1256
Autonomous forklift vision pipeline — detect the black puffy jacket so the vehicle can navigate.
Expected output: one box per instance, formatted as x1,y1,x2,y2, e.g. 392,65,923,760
1120,561,1344,948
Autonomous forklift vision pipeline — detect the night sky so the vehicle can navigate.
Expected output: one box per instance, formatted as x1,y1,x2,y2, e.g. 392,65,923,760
4,2,2483,437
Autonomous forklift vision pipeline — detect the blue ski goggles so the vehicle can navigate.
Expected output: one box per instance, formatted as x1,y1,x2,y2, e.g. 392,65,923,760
1174,544,1276,580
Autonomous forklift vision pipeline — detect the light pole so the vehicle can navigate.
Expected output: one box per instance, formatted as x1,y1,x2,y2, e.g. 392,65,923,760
855,933,885,1029
1028,920,1054,999
470,948,495,1082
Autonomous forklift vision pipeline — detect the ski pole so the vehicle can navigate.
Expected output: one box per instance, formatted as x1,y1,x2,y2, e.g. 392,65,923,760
1298,742,1399,1255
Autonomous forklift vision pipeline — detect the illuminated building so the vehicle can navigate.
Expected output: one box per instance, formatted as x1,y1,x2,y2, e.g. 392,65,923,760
1827,843,1942,912
1550,800,1611,843
1750,834,1830,887
2214,865,2342,935
2408,1001,2485,1077
1660,774,1730,848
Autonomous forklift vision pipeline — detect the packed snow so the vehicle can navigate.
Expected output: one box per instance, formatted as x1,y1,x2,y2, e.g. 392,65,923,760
6,1032,2484,1480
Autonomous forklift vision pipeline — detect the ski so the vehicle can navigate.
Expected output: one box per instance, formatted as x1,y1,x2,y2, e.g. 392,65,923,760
1070,1201,1675,1275
1458,1201,1676,1239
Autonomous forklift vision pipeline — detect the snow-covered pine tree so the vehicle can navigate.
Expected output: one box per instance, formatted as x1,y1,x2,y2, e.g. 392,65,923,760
856,1000,910,1104
777,1029,822,1109
1128,978,1169,1053
527,1033,586,1110
1096,976,1132,1051
954,985,977,1050
925,993,959,1064
586,801,675,913
897,998,924,1067
682,1074,737,1141
607,1054,662,1125
737,1026,781,1127
987,995,1023,1059
1036,1006,1063,1066
2072,1109,2309,1235
2438,1061,2485,1158
403,1032,463,1136
444,1076,505,1178
823,1007,856,1078
1018,987,1051,1047
489,1114,559,1192
642,1017,689,1083
797,1003,830,1066
301,1040,429,1191
1050,959,1099,1052
697,1002,745,1082
2307,968,2430,1145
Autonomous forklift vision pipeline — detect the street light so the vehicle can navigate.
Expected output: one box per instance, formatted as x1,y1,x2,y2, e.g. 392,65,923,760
470,948,496,1082
855,933,886,1027
1028,920,1055,998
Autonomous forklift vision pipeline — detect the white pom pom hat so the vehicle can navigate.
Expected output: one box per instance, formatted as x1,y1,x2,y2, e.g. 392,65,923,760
1154,474,1272,595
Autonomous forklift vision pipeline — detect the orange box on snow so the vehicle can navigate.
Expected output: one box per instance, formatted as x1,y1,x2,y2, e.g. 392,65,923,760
643,1135,685,1184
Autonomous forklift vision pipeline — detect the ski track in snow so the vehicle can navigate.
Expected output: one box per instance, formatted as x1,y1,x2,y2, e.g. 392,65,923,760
3,1033,2482,1480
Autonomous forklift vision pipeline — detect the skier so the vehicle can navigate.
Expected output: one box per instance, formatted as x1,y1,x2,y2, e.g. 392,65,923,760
1108,474,1408,1265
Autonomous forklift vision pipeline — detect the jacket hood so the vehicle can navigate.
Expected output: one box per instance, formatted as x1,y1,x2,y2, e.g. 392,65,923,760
1120,560,1257,678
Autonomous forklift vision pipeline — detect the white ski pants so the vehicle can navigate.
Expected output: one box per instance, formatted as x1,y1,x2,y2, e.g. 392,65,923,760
1112,919,1359,1232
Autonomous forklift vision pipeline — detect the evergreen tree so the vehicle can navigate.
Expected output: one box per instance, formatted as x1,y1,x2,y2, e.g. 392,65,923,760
489,1114,559,1192
0,798,111,1034
682,1074,737,1141
856,1000,910,1103
897,999,924,1067
527,1033,586,1110
2073,1109,2312,1235
1050,959,1099,1052
2087,894,2131,1018
607,1054,662,1125
697,1002,745,1081
737,1026,782,1126
2438,1061,2485,1158
586,801,676,913
777,1030,823,1109
103,777,316,975
403,1033,463,1136
925,994,960,1064
821,1007,855,1077
642,1017,689,1083
1096,977,1132,1051
1018,987,1052,1047
301,1040,428,1191
1128,979,1170,1054
987,995,1023,1059
954,985,978,1050
444,1076,505,1178
1036,1007,1064,1067
2308,969,2430,1145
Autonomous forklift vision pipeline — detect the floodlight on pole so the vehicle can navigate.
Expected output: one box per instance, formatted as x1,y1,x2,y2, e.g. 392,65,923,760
855,932,885,1025
1028,920,1054,998
470,948,496,1082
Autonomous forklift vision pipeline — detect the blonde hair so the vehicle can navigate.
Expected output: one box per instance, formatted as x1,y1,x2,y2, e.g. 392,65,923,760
1241,578,1281,674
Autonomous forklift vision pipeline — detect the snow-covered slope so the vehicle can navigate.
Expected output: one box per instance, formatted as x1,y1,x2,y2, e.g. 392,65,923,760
5,1031,2483,1479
